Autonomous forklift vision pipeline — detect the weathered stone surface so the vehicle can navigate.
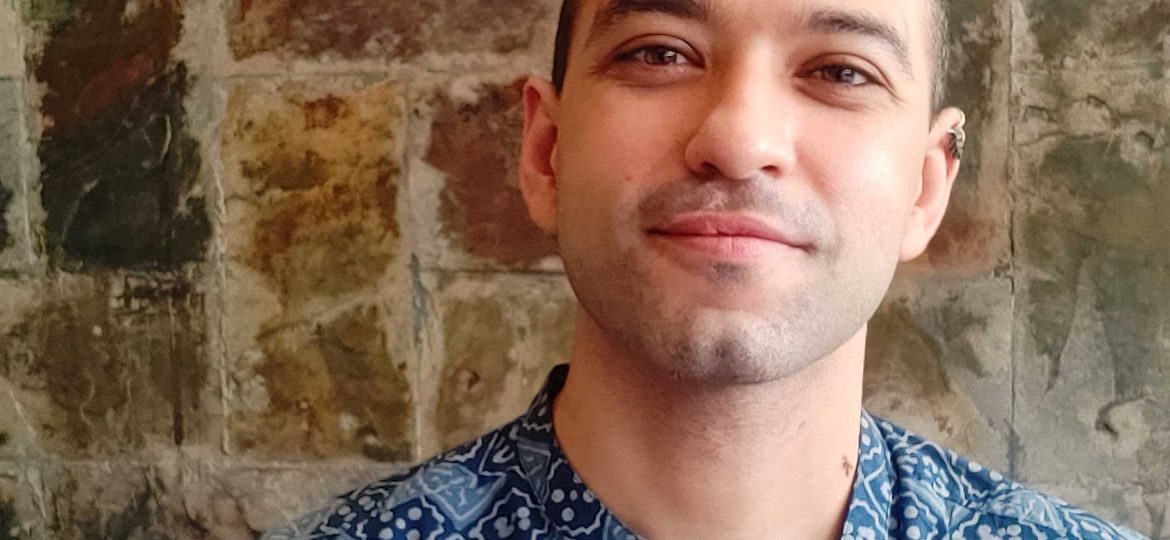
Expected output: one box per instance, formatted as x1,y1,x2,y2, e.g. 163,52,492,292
1014,0,1170,69
408,75,560,272
1033,482,1169,539
417,272,576,458
39,458,403,539
221,78,406,314
221,78,415,461
33,0,210,270
0,273,214,458
0,1,19,77
228,304,415,462
864,277,1014,471
228,0,557,64
908,0,1012,276
1012,68,1169,534
42,461,228,539
0,81,30,271
200,463,402,534
0,461,45,539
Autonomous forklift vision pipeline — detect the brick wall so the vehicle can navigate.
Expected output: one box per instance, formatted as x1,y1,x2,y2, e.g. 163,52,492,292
0,0,1165,537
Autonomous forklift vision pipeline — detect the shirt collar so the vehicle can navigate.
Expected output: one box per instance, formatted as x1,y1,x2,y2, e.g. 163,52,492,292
514,364,895,539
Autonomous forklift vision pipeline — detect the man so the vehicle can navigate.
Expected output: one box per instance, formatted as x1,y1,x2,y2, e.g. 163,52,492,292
266,0,1145,538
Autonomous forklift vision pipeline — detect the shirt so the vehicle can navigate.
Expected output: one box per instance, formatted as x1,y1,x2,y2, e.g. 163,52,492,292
264,364,1147,540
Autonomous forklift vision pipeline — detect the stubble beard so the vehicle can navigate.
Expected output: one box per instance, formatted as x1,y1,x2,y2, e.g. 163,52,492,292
559,176,894,387
565,241,884,387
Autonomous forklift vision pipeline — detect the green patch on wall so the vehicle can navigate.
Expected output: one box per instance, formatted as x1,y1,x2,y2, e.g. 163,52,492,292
23,0,81,23
1039,138,1145,200
35,0,210,270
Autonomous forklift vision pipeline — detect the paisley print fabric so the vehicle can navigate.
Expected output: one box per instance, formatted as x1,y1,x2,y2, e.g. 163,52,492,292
264,365,1146,540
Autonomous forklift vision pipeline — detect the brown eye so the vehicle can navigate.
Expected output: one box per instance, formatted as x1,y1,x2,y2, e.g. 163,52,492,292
814,64,871,86
619,45,691,66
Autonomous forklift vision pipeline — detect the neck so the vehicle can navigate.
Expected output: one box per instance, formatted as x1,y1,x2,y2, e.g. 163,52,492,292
552,312,866,540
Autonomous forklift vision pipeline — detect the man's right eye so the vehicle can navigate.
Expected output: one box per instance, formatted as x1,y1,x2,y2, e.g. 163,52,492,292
615,45,692,67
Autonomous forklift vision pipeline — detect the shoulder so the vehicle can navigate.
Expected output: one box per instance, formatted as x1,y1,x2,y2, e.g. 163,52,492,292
262,421,548,540
873,416,1148,540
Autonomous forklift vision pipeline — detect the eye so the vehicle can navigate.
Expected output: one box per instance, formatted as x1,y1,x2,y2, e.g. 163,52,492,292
616,45,692,67
810,64,873,87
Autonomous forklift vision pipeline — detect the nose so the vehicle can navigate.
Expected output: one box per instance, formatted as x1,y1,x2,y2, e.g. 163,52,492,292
683,61,795,181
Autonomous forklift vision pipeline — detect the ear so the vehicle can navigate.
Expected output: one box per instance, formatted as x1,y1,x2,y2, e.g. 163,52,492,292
519,76,561,237
899,107,965,262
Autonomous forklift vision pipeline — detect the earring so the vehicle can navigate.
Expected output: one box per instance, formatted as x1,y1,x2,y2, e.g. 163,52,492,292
948,127,965,160
948,111,967,160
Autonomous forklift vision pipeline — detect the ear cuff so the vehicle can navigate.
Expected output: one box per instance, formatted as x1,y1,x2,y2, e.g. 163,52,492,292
948,112,967,160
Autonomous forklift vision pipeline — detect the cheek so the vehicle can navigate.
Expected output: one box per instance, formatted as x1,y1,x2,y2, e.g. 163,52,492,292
797,117,921,250
556,89,698,218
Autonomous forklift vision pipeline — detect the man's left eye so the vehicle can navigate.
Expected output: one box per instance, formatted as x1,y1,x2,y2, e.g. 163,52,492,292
812,65,871,86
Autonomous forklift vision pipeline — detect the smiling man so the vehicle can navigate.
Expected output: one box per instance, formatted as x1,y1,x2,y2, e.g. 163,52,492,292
265,0,1145,539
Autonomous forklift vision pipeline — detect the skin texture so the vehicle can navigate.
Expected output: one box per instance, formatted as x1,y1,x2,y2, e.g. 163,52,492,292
518,0,964,537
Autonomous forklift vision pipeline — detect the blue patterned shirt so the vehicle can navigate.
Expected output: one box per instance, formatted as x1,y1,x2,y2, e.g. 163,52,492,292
265,365,1146,539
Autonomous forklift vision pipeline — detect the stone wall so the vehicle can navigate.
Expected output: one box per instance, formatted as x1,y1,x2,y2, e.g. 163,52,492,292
0,0,1165,537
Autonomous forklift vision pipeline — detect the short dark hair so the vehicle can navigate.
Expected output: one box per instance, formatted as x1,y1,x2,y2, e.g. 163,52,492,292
551,0,951,112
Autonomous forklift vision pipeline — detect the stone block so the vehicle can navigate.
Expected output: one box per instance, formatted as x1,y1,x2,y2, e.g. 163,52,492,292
417,271,576,458
227,0,558,68
0,1,20,77
906,0,1012,277
32,0,210,271
227,303,416,463
864,276,1014,471
407,75,560,273
1011,67,1169,527
220,77,416,462
0,80,32,271
220,77,408,315
1013,0,1170,70
0,273,216,458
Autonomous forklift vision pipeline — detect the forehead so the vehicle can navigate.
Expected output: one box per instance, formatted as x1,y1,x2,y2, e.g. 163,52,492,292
574,0,934,54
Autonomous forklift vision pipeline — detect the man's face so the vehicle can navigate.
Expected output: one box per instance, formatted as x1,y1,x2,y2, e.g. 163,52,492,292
528,0,958,384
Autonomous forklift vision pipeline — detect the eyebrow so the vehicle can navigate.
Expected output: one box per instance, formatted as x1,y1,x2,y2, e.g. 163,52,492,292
804,9,914,79
585,0,710,45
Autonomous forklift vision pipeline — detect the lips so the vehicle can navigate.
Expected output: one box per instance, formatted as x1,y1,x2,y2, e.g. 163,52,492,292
647,213,805,248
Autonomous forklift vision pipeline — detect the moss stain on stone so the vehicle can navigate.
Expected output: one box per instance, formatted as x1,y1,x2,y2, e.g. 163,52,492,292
229,0,547,61
1026,0,1091,61
0,276,209,456
866,302,953,400
1103,2,1170,59
426,79,558,266
35,0,210,271
241,305,413,461
0,500,18,540
227,81,403,307
0,433,13,540
1040,138,1145,200
24,0,81,23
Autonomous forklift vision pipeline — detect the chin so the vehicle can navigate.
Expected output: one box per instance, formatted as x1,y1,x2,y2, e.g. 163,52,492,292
639,311,820,385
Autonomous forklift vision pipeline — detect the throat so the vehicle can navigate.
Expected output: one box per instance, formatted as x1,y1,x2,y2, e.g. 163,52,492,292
550,336,866,540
